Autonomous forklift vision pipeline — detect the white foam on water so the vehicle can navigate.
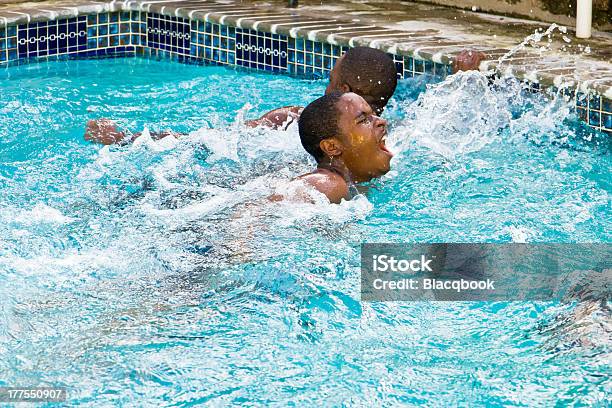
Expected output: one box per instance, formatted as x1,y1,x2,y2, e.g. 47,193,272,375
189,127,240,163
140,173,277,222
273,191,374,232
503,226,537,243
273,179,374,223
3,203,75,225
4,248,122,278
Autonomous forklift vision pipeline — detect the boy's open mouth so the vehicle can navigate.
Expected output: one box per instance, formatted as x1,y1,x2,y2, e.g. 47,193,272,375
378,133,393,157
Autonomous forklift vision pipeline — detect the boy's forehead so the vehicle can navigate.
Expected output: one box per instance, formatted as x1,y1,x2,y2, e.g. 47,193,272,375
338,93,370,114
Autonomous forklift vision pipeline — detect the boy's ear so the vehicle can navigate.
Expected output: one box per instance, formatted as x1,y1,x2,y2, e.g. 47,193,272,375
319,138,343,157
340,83,351,93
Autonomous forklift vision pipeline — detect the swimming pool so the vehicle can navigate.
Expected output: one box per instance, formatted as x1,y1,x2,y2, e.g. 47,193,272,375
0,58,610,405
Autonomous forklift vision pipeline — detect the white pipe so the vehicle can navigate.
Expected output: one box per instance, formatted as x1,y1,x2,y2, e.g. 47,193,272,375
576,0,592,39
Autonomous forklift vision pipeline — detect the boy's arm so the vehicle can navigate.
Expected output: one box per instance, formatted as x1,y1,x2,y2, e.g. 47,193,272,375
245,106,303,130
84,119,185,145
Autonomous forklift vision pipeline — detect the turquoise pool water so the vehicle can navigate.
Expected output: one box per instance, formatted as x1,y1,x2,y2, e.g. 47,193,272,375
0,58,609,406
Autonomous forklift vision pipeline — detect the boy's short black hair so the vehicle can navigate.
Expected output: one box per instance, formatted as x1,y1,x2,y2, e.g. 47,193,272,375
298,91,344,162
339,47,397,111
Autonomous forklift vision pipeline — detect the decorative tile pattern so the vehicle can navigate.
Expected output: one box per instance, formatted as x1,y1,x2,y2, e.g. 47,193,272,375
146,13,190,56
17,17,87,59
288,37,344,78
190,21,235,65
236,28,287,72
436,62,454,77
587,94,602,129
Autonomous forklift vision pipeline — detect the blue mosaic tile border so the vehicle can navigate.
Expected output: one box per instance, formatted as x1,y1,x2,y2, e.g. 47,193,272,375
191,20,235,65
0,10,609,134
0,25,17,63
288,37,342,77
86,11,145,50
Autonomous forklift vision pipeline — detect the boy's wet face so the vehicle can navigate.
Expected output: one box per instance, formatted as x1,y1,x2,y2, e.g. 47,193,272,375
334,93,393,182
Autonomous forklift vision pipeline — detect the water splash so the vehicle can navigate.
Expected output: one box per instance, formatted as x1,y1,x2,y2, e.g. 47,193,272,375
497,24,566,68
388,67,605,162
390,71,516,160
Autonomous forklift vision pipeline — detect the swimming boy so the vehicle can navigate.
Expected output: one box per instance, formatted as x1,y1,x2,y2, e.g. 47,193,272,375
276,91,392,204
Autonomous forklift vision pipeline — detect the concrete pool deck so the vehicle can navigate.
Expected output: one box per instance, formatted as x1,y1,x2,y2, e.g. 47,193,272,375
1,0,611,130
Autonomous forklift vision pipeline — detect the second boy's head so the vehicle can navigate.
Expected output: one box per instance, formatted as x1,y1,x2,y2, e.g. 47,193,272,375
326,47,398,115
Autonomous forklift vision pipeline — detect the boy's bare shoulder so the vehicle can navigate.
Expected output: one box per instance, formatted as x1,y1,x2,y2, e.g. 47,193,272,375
298,171,349,204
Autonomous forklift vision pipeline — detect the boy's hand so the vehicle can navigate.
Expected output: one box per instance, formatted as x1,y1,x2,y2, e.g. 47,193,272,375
453,49,487,73
84,119,127,145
